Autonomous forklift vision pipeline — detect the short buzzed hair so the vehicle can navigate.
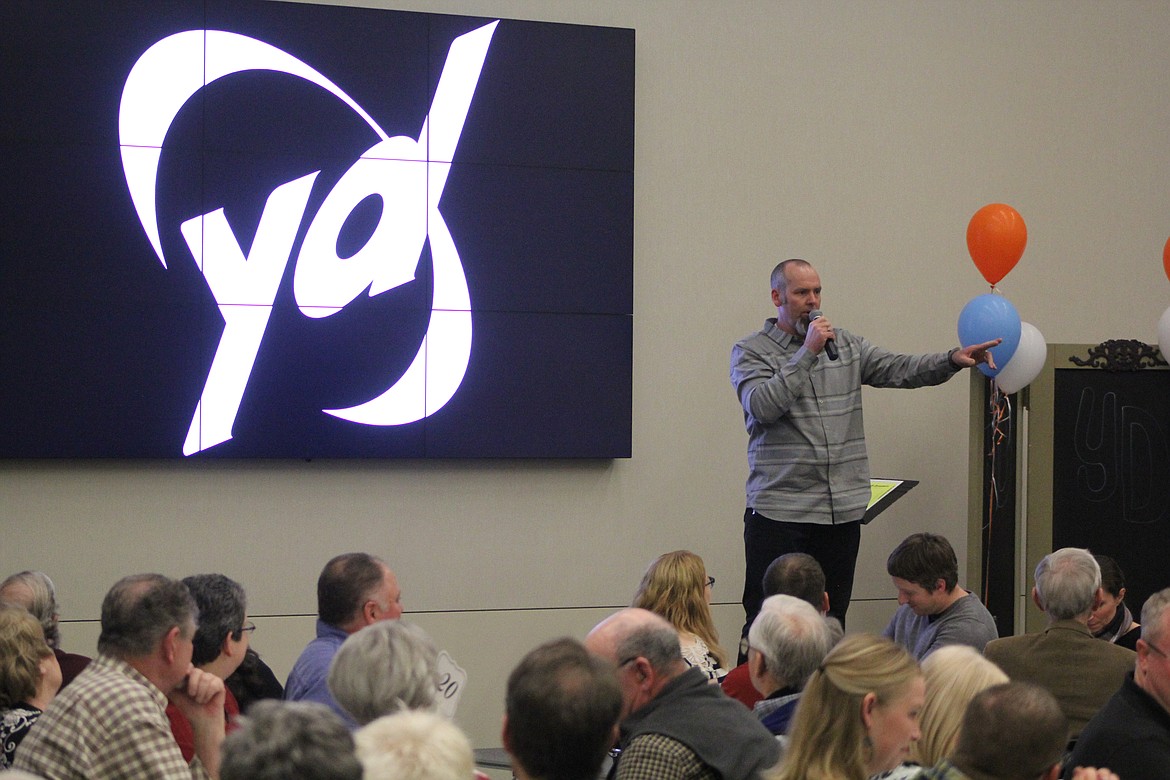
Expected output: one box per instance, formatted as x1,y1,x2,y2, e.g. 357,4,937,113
98,574,197,658
951,682,1068,780
505,638,622,780
770,259,811,295
887,533,959,592
762,553,826,608
318,553,388,627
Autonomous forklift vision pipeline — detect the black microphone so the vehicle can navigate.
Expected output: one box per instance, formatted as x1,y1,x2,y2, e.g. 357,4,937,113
809,309,838,361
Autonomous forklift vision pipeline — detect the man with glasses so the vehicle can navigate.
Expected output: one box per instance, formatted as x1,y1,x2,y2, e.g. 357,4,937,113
285,553,402,727
1065,586,1170,779
984,548,1134,742
167,574,254,763
584,608,779,780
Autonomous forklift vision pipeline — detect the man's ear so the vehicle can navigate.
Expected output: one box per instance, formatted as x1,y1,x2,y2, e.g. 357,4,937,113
771,288,783,308
1043,763,1060,780
1031,587,1044,612
501,715,512,752
161,625,181,663
222,631,238,658
361,600,379,626
934,578,947,595
821,592,831,615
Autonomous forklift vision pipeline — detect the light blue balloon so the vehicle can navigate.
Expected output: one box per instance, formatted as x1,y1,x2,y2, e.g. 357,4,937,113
957,293,1021,377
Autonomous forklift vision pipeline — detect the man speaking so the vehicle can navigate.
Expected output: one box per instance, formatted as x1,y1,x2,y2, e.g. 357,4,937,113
730,259,998,646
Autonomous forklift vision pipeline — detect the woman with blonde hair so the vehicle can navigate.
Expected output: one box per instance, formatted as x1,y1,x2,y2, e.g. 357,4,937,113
632,550,728,681
0,605,62,769
875,645,1009,779
770,633,923,780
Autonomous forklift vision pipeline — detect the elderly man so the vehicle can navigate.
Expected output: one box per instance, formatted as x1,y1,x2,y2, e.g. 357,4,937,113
285,553,401,726
15,573,226,780
984,548,1134,740
220,701,362,780
327,620,438,726
0,571,90,687
730,258,999,636
883,533,998,660
585,608,779,780
747,594,833,737
1065,586,1170,778
167,574,252,762
504,637,622,780
724,552,842,707
919,682,1117,780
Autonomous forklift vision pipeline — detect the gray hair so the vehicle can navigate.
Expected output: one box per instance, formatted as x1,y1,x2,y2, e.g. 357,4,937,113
1033,548,1100,620
748,594,833,690
97,574,197,658
183,574,246,667
328,620,438,725
614,620,682,673
221,701,362,780
1142,587,1170,646
0,571,60,648
355,711,474,780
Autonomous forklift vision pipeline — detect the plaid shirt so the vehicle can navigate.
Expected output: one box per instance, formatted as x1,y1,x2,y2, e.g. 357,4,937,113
615,733,720,780
14,654,209,780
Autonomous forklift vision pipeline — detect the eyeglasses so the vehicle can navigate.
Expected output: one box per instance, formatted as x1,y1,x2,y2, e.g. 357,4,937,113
706,576,716,588
232,621,257,641
1145,638,1169,659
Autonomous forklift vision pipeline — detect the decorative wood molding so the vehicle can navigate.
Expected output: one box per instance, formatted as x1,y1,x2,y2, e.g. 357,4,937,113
1068,339,1167,371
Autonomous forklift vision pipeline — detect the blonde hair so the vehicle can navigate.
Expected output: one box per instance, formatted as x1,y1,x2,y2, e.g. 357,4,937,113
631,550,727,668
0,605,53,708
769,634,921,780
356,711,475,780
912,645,1008,766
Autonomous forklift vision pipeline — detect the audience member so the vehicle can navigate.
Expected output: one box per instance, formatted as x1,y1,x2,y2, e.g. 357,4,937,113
1065,586,1170,778
724,552,842,708
1087,555,1140,651
225,647,284,714
746,594,833,738
632,550,729,681
286,553,402,726
768,633,923,780
883,534,998,660
356,710,476,780
166,574,251,762
0,605,62,769
503,637,622,780
984,548,1134,740
0,571,91,687
585,608,780,780
220,700,363,780
916,682,1120,780
878,645,1009,780
15,573,226,779
328,619,438,725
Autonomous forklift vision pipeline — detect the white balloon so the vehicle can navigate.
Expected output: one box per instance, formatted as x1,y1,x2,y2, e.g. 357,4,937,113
994,321,1047,394
1159,306,1170,364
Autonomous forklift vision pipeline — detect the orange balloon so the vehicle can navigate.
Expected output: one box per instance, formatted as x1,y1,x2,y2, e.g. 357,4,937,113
1163,236,1170,284
966,203,1027,285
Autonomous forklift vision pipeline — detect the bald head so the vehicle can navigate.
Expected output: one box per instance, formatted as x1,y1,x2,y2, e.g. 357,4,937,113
585,608,681,673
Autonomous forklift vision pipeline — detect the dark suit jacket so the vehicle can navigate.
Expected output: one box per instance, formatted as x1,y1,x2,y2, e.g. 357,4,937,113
984,619,1135,738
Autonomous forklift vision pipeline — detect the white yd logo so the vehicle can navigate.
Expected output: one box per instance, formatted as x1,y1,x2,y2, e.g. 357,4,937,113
119,22,497,455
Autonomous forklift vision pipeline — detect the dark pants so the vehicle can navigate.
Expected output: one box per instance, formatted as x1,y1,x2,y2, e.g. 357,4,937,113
741,508,861,646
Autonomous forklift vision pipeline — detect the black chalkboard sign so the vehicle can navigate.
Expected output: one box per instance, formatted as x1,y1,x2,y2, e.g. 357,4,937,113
1020,341,1170,632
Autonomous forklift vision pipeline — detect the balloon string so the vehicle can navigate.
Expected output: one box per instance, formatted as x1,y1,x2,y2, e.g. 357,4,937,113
982,382,1012,604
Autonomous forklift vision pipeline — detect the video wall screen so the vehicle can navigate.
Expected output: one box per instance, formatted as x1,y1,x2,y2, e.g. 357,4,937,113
0,0,634,458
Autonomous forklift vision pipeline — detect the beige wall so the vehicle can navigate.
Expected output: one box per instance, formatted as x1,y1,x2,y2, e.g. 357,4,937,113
5,0,1170,749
